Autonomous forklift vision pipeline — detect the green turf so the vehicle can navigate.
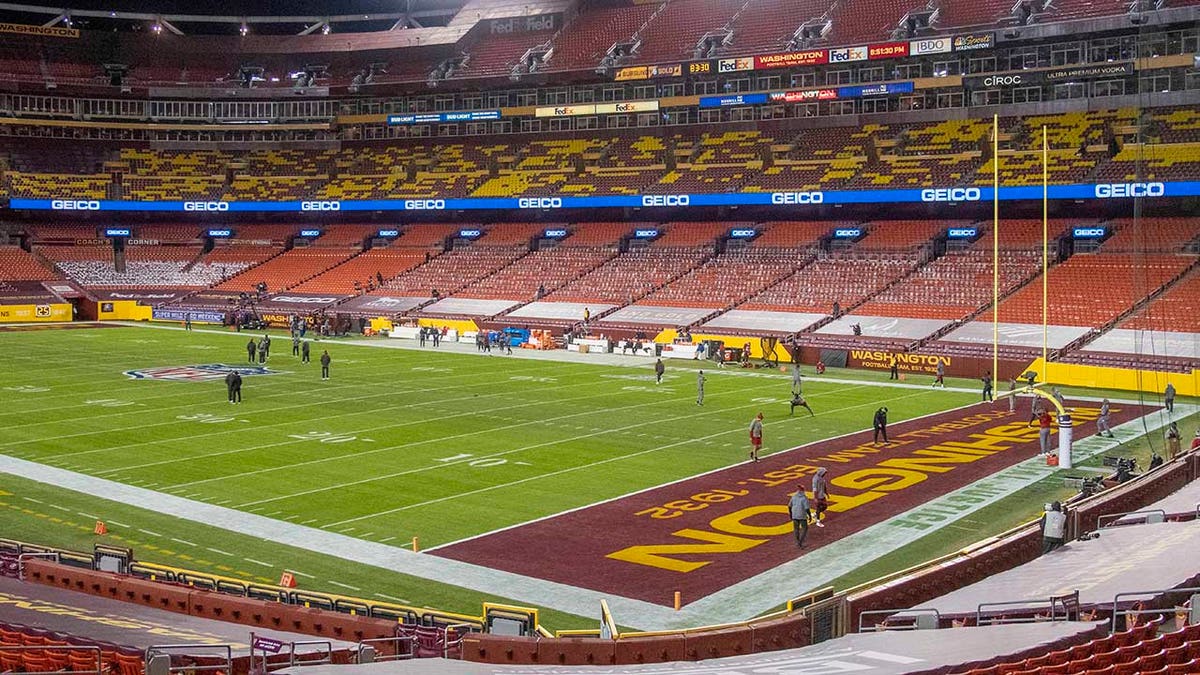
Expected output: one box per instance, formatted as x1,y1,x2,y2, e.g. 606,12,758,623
0,323,1191,630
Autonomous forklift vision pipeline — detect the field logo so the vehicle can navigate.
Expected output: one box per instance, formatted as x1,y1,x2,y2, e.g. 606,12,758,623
124,364,282,381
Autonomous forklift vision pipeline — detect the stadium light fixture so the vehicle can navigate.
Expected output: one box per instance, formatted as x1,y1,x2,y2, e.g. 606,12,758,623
322,23,331,34
240,23,249,36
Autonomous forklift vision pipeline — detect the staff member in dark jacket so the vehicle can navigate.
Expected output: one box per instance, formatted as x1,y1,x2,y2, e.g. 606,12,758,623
225,371,236,403
301,340,311,363
873,407,889,446
246,338,257,363
231,371,242,403
320,350,331,380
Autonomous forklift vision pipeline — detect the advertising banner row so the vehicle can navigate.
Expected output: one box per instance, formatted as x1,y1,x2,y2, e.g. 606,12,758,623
9,180,1195,213
699,81,915,108
0,303,71,323
614,32,995,82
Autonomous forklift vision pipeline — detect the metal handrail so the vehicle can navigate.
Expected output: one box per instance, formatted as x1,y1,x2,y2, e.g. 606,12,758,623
286,640,334,669
355,636,415,662
857,608,939,632
1097,509,1167,528
145,644,233,675
443,623,474,659
976,591,1078,626
16,552,60,580
1111,586,1200,632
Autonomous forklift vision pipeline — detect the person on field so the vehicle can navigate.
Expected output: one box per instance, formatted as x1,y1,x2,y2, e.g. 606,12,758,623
1164,382,1175,412
811,467,828,528
262,333,271,359
981,371,993,402
301,339,311,364
933,360,945,388
873,407,889,445
790,392,814,417
792,363,803,396
888,354,899,380
231,371,242,403
292,334,301,357
246,338,257,363
654,358,665,385
1165,422,1181,459
1097,399,1114,438
749,413,764,462
1008,378,1018,412
1040,501,1067,554
184,313,192,331
788,486,810,548
320,350,331,380
1052,387,1066,410
696,370,706,406
225,371,236,403
1032,409,1055,455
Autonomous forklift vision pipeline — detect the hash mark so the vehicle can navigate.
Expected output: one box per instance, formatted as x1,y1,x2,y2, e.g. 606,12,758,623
243,558,273,568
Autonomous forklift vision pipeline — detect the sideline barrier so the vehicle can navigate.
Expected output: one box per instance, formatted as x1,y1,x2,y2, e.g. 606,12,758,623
0,303,71,323
1029,357,1200,397
96,300,153,322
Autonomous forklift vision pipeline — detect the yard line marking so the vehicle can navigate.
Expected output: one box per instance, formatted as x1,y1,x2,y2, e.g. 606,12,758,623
332,386,911,529
214,499,230,505
171,538,197,547
109,520,130,527
172,376,772,491
374,593,410,603
286,570,316,579
76,512,99,519
138,529,163,537
49,504,70,512
328,581,360,591
90,376,612,477
264,511,282,517
206,547,234,556
244,558,274,568
234,377,798,507
13,353,597,450
300,519,318,525
379,536,396,543
23,498,43,504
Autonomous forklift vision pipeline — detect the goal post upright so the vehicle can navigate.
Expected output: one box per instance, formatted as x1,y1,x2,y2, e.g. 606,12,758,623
992,114,999,384
1042,125,1049,382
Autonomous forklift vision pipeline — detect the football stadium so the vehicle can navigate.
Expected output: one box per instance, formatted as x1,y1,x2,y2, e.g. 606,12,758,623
0,0,1198,672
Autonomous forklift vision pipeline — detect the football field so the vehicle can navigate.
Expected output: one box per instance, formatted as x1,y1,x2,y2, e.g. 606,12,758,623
0,322,1186,630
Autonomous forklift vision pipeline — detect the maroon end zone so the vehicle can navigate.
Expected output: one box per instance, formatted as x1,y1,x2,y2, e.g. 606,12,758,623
435,400,1156,606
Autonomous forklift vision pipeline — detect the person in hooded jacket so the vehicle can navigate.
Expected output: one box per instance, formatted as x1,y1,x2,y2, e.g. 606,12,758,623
811,467,829,528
